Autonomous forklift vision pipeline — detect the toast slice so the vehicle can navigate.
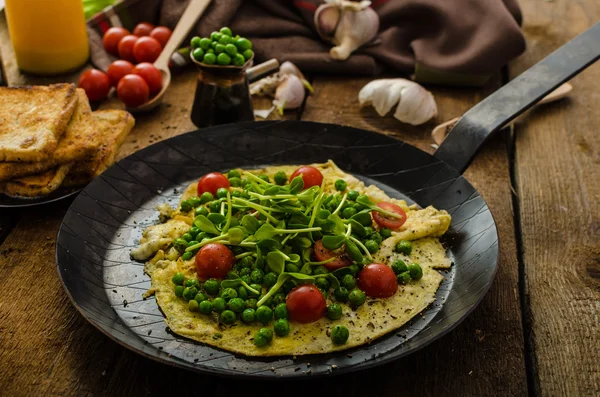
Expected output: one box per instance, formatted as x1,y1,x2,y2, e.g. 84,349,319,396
1,164,72,197
63,109,135,187
0,83,77,162
0,89,101,181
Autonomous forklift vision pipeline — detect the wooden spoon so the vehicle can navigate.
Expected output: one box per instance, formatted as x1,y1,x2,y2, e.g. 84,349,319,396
431,82,573,145
127,0,211,113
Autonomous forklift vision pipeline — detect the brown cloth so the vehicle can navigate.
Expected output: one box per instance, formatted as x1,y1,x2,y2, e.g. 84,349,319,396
89,0,525,82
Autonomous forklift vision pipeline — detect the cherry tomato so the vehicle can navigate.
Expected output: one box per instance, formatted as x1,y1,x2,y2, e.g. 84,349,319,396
313,240,352,271
372,202,407,231
118,35,139,63
107,60,134,87
286,284,326,323
197,172,230,196
132,22,155,37
150,26,172,47
116,74,149,108
358,263,398,298
103,27,130,56
133,36,162,63
195,243,235,279
78,69,110,101
133,62,162,96
290,166,323,190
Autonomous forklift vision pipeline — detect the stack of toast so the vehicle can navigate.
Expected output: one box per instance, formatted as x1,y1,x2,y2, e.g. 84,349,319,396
0,83,134,197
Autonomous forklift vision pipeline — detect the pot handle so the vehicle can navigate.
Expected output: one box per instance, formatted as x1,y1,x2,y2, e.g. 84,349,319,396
434,22,600,174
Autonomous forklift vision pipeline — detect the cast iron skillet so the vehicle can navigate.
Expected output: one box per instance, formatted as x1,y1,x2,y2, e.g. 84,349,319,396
55,23,600,379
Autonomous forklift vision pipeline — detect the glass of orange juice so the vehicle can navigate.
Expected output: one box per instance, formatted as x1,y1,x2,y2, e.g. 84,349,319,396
5,0,89,75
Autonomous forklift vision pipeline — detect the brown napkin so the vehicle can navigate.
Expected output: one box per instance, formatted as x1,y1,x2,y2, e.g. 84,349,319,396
88,0,525,84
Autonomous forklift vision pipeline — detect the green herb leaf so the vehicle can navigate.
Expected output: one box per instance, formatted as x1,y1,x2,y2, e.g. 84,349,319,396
344,239,363,262
220,278,260,295
350,211,373,227
240,214,260,233
288,253,301,263
227,227,247,245
332,267,354,278
193,215,219,235
328,213,346,235
315,273,340,289
207,213,225,225
266,251,286,274
289,176,304,194
257,238,281,252
349,219,367,237
255,224,277,240
286,272,317,282
264,185,282,196
322,235,346,250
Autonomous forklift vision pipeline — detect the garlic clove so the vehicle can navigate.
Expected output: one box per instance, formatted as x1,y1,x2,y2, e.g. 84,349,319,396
393,83,437,125
358,79,393,107
273,74,305,115
330,3,379,60
371,81,402,116
249,73,285,97
279,61,314,93
315,3,341,40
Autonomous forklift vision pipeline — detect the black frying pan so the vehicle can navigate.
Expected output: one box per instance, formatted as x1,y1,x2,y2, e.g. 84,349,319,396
56,23,600,379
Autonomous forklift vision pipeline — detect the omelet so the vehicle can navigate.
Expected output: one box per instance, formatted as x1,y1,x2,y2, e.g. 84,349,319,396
136,161,452,356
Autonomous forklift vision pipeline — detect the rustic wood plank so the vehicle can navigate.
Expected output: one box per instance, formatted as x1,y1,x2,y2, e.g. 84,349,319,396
511,1,600,395
213,77,528,396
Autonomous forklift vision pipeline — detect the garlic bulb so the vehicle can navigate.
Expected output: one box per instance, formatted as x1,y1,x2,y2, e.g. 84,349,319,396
359,79,438,125
273,74,305,115
280,61,314,92
315,0,379,60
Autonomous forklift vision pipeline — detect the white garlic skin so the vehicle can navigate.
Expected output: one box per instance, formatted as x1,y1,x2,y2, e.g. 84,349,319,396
273,74,306,114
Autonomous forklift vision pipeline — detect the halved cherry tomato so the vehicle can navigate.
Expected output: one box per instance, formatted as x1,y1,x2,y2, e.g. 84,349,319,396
118,35,139,63
372,202,407,231
358,263,398,298
103,27,130,56
286,284,326,323
133,36,162,63
107,60,134,87
116,74,149,108
132,22,155,37
78,69,110,101
150,26,172,47
133,62,162,96
290,166,323,190
195,243,235,279
197,172,230,196
313,240,352,271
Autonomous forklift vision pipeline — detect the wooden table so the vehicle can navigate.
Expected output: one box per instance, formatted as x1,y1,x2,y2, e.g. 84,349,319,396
0,0,598,395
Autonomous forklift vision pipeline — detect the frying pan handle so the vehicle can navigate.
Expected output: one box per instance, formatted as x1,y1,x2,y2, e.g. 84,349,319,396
434,22,600,174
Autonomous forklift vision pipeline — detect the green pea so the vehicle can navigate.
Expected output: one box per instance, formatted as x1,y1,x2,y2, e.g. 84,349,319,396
220,310,236,324
194,292,207,303
227,270,239,280
341,274,356,290
334,287,349,302
256,305,273,325
182,286,198,301
228,297,245,313
187,240,199,249
349,264,360,274
397,271,411,284
192,47,205,61
354,202,368,212
208,200,220,213
335,179,347,191
232,53,245,66
331,325,349,345
215,43,225,54
181,251,194,261
228,177,242,187
242,49,253,60
370,232,383,245
242,308,256,323
327,303,343,320
199,37,212,50
237,286,248,300
313,266,329,275
348,289,366,307
186,298,198,312
206,48,214,54
274,303,288,320
195,206,208,217
199,192,214,204
191,36,201,48
379,228,392,239
240,256,254,268
392,259,407,274
395,240,412,255
409,263,423,280
217,53,231,65
245,298,258,309
239,267,251,276
282,280,297,294
260,272,275,288
273,171,287,185
235,37,252,51
180,200,192,212
241,275,251,284
248,284,262,297
258,174,270,182
274,319,290,337
364,226,375,236
220,26,233,36
220,287,238,301
210,31,222,41
173,238,188,253
250,268,264,284
271,293,284,307
203,52,217,65
210,41,217,49
231,190,242,197
315,277,330,291
218,35,231,45
318,209,331,219
203,279,220,295
185,278,200,290
212,297,226,313
198,300,212,314
342,207,357,219
174,285,184,297
347,190,359,201
171,272,185,285
188,226,200,238
181,233,193,242
213,187,226,199
224,43,238,56
285,263,300,273
364,240,379,253
253,328,272,347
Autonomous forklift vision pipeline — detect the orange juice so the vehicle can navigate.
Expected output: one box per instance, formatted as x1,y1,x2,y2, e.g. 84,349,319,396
5,0,89,75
